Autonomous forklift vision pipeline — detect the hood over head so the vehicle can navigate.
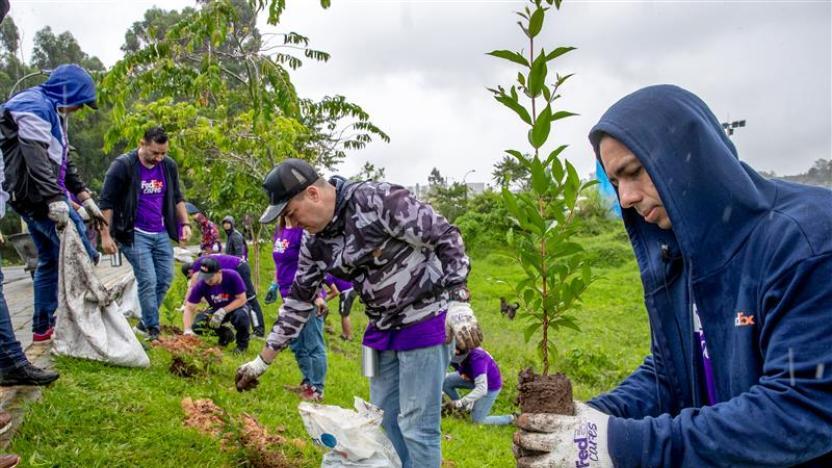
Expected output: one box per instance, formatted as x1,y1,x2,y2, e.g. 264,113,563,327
589,84,776,281
40,64,97,109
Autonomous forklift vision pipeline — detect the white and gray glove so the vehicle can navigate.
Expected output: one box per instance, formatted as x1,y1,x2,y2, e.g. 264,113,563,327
445,301,483,350
82,198,108,230
452,399,474,412
76,206,90,221
514,402,612,468
48,201,70,228
209,307,228,328
235,355,270,392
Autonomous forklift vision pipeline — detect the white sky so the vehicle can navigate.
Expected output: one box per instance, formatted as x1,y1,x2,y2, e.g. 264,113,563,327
9,0,832,186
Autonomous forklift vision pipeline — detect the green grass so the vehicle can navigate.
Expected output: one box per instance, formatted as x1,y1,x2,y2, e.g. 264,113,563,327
9,229,649,467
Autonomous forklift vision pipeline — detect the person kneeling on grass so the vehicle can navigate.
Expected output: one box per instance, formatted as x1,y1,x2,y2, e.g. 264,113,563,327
443,346,514,426
182,258,250,353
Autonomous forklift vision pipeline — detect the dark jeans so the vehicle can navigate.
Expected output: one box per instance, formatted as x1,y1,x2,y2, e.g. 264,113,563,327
235,262,264,331
19,209,96,334
0,262,27,372
192,306,250,350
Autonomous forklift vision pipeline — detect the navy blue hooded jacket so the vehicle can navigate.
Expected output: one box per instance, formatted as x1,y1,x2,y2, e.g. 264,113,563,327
0,64,96,215
587,85,832,467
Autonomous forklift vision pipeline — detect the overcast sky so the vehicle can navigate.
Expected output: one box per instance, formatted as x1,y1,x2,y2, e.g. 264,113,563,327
9,0,831,187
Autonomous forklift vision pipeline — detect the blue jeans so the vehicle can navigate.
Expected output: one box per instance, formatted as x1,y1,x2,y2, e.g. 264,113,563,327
119,231,173,331
19,209,96,334
0,262,27,372
443,372,513,426
370,342,451,468
289,314,327,391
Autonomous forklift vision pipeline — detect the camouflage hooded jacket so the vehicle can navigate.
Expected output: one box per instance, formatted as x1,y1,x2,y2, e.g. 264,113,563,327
266,180,470,351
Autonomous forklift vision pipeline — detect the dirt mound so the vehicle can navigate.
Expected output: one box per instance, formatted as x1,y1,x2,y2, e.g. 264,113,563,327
181,397,227,439
181,398,299,467
155,335,223,377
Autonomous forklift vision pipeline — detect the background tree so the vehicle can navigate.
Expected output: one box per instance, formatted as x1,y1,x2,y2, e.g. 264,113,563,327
351,161,386,181
492,154,531,191
31,26,104,71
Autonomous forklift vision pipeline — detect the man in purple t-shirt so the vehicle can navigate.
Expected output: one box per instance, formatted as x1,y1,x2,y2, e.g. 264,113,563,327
182,258,250,352
99,127,192,342
182,254,265,337
236,161,483,468
443,346,513,426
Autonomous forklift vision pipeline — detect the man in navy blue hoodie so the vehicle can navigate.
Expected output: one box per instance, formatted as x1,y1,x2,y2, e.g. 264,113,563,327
513,85,832,467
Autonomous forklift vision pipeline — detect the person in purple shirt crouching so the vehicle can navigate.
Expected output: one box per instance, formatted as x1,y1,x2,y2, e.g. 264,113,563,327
443,346,514,426
182,254,266,337
235,161,484,468
182,258,250,353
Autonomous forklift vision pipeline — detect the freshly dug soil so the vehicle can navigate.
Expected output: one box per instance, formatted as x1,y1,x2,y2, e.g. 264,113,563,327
181,397,227,439
159,324,183,336
239,413,292,468
516,368,574,415
170,356,198,377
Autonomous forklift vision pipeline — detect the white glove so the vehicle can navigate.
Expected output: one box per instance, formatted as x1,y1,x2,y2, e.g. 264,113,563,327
235,355,270,392
445,301,483,350
514,402,612,468
183,328,195,336
82,198,108,230
48,201,70,228
209,308,228,328
76,206,90,221
453,399,474,412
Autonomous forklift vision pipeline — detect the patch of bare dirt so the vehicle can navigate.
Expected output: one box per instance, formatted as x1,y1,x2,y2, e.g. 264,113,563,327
516,368,574,415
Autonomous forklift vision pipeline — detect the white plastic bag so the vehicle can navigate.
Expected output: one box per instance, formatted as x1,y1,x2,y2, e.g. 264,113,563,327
173,246,194,264
51,225,150,368
299,397,401,468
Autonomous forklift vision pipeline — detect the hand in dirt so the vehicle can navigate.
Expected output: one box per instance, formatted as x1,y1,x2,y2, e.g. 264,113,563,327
445,301,483,350
236,355,270,392
513,402,612,468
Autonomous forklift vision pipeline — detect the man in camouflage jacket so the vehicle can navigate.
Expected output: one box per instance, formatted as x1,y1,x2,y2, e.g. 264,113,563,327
236,159,483,468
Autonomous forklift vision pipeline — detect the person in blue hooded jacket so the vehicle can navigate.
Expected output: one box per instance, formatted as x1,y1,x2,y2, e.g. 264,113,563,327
512,85,832,467
0,64,107,342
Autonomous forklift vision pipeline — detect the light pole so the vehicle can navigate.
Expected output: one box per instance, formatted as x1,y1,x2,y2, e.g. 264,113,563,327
721,119,746,137
462,169,476,202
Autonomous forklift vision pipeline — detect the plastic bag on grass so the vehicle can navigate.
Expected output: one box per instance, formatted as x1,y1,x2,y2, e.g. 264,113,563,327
299,397,401,468
114,275,141,320
51,225,149,368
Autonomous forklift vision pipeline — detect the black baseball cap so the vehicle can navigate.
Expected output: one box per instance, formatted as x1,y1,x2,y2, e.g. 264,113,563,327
259,158,319,224
198,258,220,280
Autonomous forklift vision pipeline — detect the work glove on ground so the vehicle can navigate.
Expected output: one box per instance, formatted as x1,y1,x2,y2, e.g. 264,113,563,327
48,201,70,229
513,402,612,468
235,355,270,392
209,308,228,328
265,282,278,304
82,198,108,231
445,301,483,350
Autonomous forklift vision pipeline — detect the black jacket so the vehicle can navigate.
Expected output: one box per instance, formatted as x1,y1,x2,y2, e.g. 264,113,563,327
99,150,185,246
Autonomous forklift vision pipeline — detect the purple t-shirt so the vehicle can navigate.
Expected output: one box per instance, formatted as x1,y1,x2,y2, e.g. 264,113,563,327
192,254,244,273
693,303,718,405
273,226,304,298
324,273,353,293
452,348,502,391
362,312,447,352
187,268,246,309
134,163,166,233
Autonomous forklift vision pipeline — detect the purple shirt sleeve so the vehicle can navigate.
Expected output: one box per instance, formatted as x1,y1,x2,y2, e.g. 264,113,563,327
187,281,205,304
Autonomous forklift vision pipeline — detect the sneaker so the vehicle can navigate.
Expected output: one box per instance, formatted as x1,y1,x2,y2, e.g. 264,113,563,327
0,411,11,435
300,386,323,402
0,363,60,387
133,322,148,336
32,327,54,342
146,327,160,342
253,327,265,338
232,346,248,355
0,454,20,468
